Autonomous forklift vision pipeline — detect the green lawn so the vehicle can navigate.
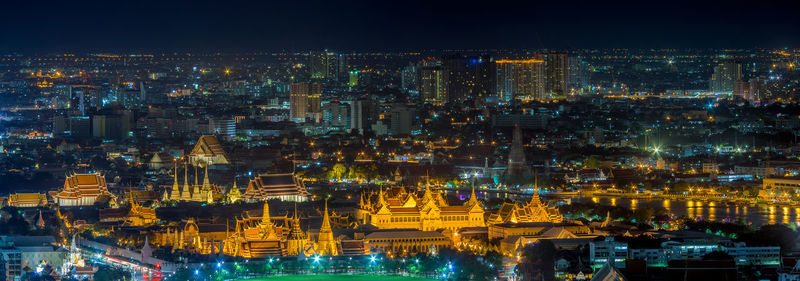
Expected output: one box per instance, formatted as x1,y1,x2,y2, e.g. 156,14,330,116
237,274,437,281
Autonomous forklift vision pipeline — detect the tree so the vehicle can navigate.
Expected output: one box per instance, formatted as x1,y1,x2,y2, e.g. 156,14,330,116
583,157,601,169
330,163,347,180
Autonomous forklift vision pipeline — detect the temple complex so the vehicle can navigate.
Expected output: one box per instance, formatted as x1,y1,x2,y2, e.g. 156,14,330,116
54,173,116,206
242,173,310,202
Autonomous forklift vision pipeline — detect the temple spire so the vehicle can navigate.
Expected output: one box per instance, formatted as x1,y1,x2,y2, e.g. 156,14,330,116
261,201,270,225
172,159,179,193
321,199,331,232
203,165,210,188
36,210,45,229
182,162,190,199
467,181,478,207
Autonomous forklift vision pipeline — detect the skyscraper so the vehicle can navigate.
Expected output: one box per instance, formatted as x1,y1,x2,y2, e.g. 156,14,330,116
309,51,339,80
401,63,418,93
496,59,546,101
289,82,321,122
389,103,414,136
710,61,742,94
568,55,590,94
419,60,449,104
350,98,378,134
322,100,350,129
546,52,569,97
441,55,496,101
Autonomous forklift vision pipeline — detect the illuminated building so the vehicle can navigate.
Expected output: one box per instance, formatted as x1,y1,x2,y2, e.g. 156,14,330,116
419,61,449,104
356,182,485,232
125,199,158,226
6,193,48,207
227,179,242,203
289,82,322,122
710,61,742,94
545,52,569,96
165,162,223,203
54,173,115,207
286,204,309,256
568,55,590,94
442,54,496,101
486,191,563,224
242,173,310,202
310,51,339,79
496,58,546,101
401,63,418,93
350,98,378,135
316,200,338,256
322,100,350,130
364,230,450,256
189,135,229,166
348,71,360,87
223,201,287,258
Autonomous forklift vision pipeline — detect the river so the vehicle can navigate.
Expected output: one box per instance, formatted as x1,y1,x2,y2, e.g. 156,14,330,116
451,189,800,226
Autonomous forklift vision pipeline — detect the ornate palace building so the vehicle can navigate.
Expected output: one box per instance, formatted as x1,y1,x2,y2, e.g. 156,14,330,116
242,173,310,202
221,201,335,258
356,184,485,231
125,199,158,226
189,135,229,166
486,191,563,224
6,193,48,207
53,173,116,206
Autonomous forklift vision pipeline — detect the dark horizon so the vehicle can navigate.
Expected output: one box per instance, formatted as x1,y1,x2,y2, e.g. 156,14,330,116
2,0,800,53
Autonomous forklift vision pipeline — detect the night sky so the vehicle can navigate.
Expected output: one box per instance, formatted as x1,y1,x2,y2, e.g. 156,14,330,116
2,0,800,52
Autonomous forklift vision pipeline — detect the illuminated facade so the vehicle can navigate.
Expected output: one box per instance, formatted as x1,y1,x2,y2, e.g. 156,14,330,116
54,173,115,206
419,61,449,104
125,199,158,226
164,163,222,203
496,58,546,101
486,191,563,224
6,193,48,207
242,173,310,202
357,184,485,231
189,135,229,166
289,82,322,122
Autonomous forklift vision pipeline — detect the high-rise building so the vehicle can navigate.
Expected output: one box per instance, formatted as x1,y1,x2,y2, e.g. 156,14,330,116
389,103,414,135
496,59,546,101
348,71,360,87
322,100,350,129
337,54,348,82
419,61,449,104
748,77,764,102
546,52,569,96
289,82,322,122
441,55,495,101
309,51,339,80
209,118,236,139
568,55,590,94
401,63,418,93
350,98,378,134
710,61,742,94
